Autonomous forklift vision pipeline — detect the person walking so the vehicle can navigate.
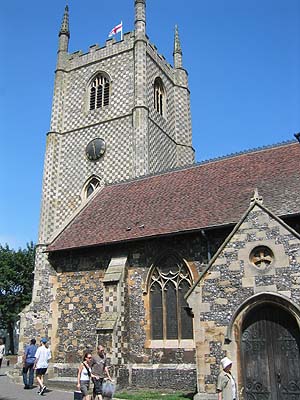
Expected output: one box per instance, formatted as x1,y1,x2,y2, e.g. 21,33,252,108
22,338,38,389
34,338,52,395
0,339,5,368
90,345,112,400
77,352,95,400
217,357,238,400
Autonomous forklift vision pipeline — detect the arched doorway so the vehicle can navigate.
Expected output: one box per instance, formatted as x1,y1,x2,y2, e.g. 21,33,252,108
241,303,300,399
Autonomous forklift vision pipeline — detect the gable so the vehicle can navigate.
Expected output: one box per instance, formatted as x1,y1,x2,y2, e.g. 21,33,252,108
187,200,300,307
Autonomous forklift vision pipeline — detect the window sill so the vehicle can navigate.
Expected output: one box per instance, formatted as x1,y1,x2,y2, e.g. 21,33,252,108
145,339,194,349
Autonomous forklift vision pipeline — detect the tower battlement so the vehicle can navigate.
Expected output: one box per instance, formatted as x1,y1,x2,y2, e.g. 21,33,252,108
66,32,135,70
147,41,174,75
65,32,175,78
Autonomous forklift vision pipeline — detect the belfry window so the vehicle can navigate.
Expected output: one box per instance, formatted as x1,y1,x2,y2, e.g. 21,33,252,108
85,177,100,198
89,74,110,110
154,77,166,117
149,253,193,340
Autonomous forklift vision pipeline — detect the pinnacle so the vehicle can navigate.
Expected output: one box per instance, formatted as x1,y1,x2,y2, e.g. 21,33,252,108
174,25,182,55
59,5,70,38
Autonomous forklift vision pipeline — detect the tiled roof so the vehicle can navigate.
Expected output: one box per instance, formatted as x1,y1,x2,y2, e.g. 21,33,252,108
47,141,300,252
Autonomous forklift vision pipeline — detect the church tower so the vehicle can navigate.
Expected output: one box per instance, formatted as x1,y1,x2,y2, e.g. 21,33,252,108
42,1,194,242
18,0,194,359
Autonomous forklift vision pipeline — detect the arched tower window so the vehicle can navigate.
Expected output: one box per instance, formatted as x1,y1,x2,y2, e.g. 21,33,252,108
85,177,101,198
153,77,166,117
149,253,193,340
89,74,110,110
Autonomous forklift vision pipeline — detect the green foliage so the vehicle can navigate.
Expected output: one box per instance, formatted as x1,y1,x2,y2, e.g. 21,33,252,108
115,391,193,400
0,242,35,351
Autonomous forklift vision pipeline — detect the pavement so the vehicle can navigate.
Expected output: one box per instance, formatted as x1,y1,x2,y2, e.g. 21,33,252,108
0,366,74,400
0,366,121,400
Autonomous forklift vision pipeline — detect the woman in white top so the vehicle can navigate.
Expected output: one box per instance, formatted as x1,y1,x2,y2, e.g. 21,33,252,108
0,339,5,368
77,352,95,400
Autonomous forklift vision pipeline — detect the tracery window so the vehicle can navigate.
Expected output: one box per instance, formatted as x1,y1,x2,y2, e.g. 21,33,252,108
85,177,100,198
149,253,193,340
154,77,166,117
89,74,110,110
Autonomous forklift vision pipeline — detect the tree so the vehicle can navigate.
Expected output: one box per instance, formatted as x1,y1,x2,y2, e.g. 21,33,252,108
0,242,35,353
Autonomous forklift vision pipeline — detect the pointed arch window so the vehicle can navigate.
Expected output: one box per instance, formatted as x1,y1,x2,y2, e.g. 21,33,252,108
149,253,193,340
85,177,101,198
90,74,110,110
154,77,166,117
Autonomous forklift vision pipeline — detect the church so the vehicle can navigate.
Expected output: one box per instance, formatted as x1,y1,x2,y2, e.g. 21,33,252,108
19,1,300,398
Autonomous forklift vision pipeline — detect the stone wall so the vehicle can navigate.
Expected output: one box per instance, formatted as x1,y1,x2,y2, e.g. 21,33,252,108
187,202,300,398
46,229,227,389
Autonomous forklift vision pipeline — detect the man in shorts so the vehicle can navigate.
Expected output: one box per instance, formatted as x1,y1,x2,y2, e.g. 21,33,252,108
90,345,112,400
34,338,52,395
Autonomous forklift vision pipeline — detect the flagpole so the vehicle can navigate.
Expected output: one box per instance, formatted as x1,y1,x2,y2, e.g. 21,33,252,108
121,21,123,41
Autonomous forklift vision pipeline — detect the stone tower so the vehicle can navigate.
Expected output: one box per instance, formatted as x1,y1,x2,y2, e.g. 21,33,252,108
44,0,194,242
18,0,194,357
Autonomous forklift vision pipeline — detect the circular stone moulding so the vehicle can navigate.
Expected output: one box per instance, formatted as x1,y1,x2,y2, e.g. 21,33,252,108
250,246,274,270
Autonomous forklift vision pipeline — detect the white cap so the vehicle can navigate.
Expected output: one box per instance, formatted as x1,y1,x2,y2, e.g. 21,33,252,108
221,357,232,370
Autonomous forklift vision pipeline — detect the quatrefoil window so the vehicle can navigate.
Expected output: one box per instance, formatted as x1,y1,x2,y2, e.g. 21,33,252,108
250,246,273,269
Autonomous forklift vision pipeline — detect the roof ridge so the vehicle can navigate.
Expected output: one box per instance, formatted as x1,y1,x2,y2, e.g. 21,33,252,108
198,139,298,165
103,138,298,189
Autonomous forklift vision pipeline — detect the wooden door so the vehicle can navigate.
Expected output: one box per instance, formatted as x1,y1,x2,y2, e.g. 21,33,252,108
241,304,300,400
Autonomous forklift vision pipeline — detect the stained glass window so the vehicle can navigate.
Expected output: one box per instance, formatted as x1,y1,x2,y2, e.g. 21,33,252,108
149,254,193,340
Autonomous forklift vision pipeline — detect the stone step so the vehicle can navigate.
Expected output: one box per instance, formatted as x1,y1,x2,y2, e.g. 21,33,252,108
45,376,77,391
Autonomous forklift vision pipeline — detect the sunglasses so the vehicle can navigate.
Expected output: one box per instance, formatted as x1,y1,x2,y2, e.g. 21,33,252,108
86,356,92,359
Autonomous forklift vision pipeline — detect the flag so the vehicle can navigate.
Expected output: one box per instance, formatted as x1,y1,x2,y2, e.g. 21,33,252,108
109,22,123,39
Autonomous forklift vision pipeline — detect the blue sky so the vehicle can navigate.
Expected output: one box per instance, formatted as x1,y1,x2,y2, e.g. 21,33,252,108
0,0,299,249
